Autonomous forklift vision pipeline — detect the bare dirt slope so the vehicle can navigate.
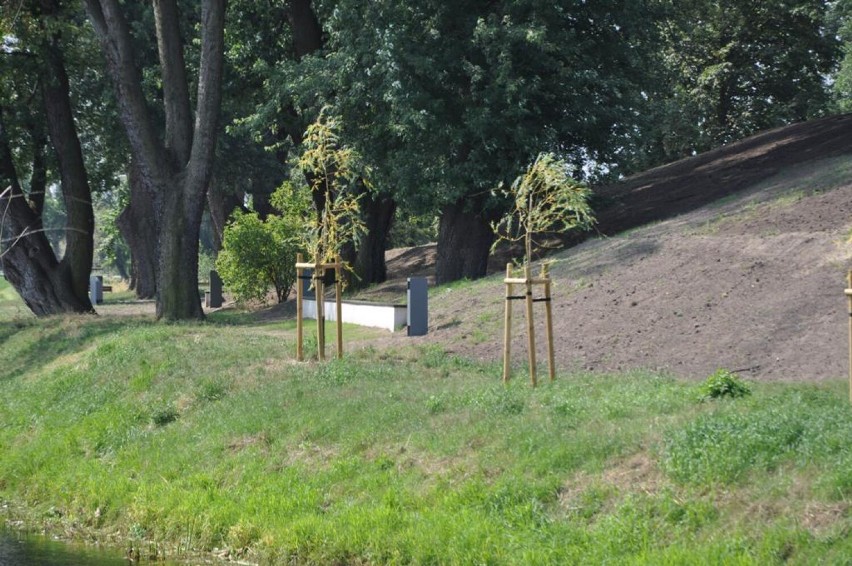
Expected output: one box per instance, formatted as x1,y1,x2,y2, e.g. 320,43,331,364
370,115,852,381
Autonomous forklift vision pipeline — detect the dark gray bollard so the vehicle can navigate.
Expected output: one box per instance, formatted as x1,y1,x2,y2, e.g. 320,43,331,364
209,270,223,308
407,277,428,336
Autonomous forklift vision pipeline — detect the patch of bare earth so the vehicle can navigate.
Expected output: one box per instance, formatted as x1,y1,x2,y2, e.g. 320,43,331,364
369,116,852,382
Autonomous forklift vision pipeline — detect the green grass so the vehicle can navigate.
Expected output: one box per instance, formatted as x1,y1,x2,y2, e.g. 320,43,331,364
0,315,850,564
0,277,29,319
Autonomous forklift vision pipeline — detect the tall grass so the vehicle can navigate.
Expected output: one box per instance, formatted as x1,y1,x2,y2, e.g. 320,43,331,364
0,315,850,564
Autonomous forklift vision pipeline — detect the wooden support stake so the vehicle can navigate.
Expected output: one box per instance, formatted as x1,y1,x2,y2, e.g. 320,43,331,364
335,255,343,359
503,263,513,383
847,270,852,405
316,260,325,361
542,263,555,382
524,263,537,387
296,253,304,361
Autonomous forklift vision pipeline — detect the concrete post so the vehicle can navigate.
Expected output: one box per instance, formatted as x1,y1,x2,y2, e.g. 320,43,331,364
407,277,428,336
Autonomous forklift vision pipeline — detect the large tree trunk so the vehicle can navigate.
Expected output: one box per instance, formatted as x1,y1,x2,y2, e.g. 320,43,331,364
0,227,92,315
352,193,395,288
287,0,323,59
435,199,496,284
117,158,158,298
0,111,93,315
156,179,206,319
85,0,225,320
252,191,275,220
41,27,96,303
0,1,95,317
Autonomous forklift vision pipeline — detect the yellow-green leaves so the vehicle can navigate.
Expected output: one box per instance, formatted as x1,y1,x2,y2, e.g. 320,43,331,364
278,112,368,281
491,152,595,264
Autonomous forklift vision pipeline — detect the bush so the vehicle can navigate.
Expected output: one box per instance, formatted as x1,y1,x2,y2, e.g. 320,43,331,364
699,369,751,400
216,210,300,304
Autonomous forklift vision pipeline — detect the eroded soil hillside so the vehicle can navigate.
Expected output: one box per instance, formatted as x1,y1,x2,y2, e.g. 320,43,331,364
373,115,852,381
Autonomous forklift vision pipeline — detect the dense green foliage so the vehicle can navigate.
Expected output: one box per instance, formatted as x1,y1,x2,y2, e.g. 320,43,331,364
216,210,300,304
0,300,850,563
2,0,849,306
832,0,852,111
286,0,659,204
633,0,841,170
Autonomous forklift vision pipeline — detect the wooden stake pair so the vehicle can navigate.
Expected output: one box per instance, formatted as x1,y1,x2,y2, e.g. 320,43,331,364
502,262,555,386
295,252,343,361
845,270,852,405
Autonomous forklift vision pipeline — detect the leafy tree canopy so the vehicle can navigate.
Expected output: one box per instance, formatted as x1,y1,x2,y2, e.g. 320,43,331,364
636,0,841,169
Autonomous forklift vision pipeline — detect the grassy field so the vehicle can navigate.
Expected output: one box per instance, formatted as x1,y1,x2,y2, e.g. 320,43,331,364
0,284,850,564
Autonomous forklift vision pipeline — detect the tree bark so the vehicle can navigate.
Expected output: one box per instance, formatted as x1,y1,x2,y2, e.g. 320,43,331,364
352,192,395,288
287,0,323,60
0,108,93,316
252,190,275,220
27,123,47,221
156,175,206,319
40,24,96,304
0,0,96,317
117,158,158,298
153,0,192,165
435,199,496,284
207,177,244,252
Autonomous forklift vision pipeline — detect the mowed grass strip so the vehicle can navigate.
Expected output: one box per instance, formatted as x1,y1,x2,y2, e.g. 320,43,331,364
0,314,850,564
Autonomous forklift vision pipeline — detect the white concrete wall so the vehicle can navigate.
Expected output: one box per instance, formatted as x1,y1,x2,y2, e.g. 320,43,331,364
302,299,407,332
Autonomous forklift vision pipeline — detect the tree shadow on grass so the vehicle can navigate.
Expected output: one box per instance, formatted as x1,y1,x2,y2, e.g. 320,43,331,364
0,315,156,383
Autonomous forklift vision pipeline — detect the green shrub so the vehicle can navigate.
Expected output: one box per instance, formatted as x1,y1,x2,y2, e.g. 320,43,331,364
216,210,300,304
699,369,751,400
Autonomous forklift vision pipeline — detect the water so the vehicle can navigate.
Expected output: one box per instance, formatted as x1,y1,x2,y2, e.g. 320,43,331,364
0,529,130,566
0,529,192,566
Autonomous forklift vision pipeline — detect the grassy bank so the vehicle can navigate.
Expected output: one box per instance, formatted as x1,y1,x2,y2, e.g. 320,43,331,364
0,298,850,563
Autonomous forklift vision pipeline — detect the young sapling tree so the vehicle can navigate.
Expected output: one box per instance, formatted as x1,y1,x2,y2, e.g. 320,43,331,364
289,112,368,273
492,153,595,385
284,112,369,360
491,152,595,267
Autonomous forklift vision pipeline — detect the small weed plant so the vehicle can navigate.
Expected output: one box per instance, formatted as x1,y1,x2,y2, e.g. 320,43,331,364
699,369,751,400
